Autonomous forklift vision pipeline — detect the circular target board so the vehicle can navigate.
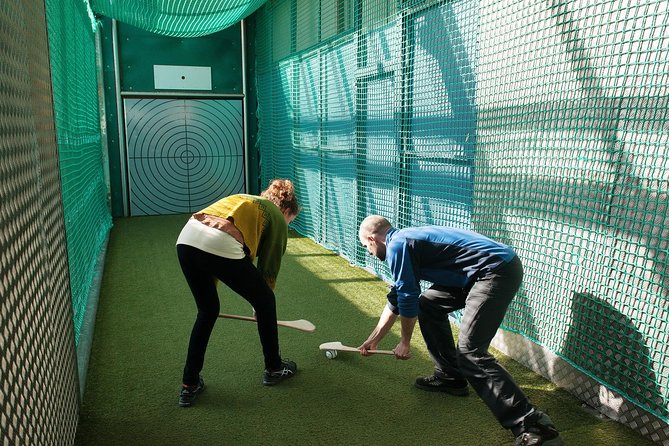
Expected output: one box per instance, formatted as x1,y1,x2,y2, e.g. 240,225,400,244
125,98,245,215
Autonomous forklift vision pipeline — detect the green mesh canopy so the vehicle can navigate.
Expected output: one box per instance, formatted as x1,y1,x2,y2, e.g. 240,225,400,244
88,0,270,37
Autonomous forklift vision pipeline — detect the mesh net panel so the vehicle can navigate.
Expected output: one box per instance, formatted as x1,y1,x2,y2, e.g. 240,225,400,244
3,0,667,442
88,0,270,37
1,1,80,444
45,0,113,346
254,0,669,423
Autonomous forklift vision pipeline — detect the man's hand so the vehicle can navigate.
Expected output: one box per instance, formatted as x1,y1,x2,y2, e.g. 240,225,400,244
358,340,378,356
393,339,411,360
358,305,397,356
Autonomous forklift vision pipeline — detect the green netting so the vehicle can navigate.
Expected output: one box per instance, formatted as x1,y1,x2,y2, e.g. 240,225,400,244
29,0,669,433
254,0,669,422
88,0,270,37
45,0,112,345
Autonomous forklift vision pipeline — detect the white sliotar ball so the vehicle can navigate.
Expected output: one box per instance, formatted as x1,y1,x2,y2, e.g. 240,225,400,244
325,350,337,359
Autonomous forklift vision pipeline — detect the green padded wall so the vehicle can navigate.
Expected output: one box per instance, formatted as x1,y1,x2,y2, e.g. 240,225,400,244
1,0,82,443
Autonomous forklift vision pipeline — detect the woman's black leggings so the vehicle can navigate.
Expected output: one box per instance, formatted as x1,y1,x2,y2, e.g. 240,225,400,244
177,244,281,385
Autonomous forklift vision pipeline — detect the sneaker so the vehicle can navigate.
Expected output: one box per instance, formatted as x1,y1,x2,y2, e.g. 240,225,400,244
178,375,204,407
414,373,469,396
262,360,297,386
515,412,564,446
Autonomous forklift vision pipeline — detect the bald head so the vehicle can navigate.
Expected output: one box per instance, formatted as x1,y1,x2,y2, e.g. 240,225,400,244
358,215,391,261
359,215,391,242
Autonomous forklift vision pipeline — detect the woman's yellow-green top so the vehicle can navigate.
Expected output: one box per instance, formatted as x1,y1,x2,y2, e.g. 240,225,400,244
198,194,287,289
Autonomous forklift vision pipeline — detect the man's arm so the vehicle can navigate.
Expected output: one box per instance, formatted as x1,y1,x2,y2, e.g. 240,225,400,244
393,315,417,360
359,305,398,355
385,239,419,359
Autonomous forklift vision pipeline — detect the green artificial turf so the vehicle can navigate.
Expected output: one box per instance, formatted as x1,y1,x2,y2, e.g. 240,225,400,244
74,215,656,446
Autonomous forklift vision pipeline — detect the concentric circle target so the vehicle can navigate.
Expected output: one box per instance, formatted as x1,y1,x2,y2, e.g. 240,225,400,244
125,98,245,215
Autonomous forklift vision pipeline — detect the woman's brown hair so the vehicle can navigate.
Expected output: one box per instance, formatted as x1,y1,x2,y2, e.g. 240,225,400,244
260,179,300,216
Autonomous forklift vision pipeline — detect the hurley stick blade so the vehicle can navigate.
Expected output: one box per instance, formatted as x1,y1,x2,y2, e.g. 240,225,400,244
218,313,316,333
319,341,359,352
278,318,316,333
